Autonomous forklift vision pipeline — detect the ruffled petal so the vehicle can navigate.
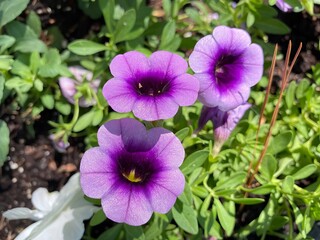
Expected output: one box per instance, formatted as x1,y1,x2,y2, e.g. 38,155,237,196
59,77,76,104
101,183,153,226
196,73,220,107
3,208,43,221
109,51,150,80
32,188,59,213
217,84,250,111
169,74,199,106
149,51,188,78
146,169,185,213
212,26,251,54
103,78,137,113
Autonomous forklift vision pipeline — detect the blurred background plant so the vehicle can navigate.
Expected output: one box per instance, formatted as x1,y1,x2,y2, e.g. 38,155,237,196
0,0,320,239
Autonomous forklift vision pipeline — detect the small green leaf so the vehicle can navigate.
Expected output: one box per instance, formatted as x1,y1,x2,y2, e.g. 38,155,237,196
124,225,145,240
229,198,265,205
296,79,310,99
92,110,104,126
260,154,277,181
282,176,294,194
114,9,136,43
215,198,235,236
159,20,176,49
14,38,47,53
0,0,29,28
34,79,43,92
90,209,106,226
97,224,123,240
55,101,71,115
41,94,54,109
73,110,95,132
172,199,199,234
291,164,317,180
99,0,115,33
180,150,209,175
0,35,15,53
0,74,4,102
68,40,108,56
215,172,246,191
175,127,190,141
285,81,297,109
246,12,255,28
242,184,275,195
268,131,292,155
192,186,208,198
0,120,10,166
254,19,290,35
26,11,41,36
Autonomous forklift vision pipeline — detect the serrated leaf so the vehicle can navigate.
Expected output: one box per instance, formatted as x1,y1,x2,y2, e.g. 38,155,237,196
68,40,108,56
0,120,10,166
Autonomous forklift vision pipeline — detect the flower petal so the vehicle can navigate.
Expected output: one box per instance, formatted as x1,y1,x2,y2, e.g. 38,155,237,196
196,73,221,107
234,44,264,86
102,183,153,226
132,96,179,121
110,51,150,80
169,74,199,106
59,77,76,104
97,118,154,152
212,26,251,54
147,169,185,213
218,84,250,111
15,222,40,240
3,208,43,221
149,51,188,78
32,188,59,213
103,78,137,113
80,147,116,173
148,128,185,169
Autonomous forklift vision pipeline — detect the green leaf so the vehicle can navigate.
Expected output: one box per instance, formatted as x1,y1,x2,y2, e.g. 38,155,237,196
5,77,32,92
0,74,4,102
0,120,10,166
68,40,108,56
159,20,176,49
6,21,37,39
215,172,246,191
285,81,297,109
254,19,290,35
27,11,41,36
192,186,208,198
114,9,136,43
282,176,294,194
92,110,104,126
0,0,29,28
246,12,255,28
14,38,47,53
172,199,198,234
34,79,43,92
215,198,235,236
0,35,15,53
291,164,317,180
73,110,95,132
41,94,54,109
301,0,314,15
90,209,106,226
268,131,292,155
178,183,193,206
242,184,275,195
97,224,123,240
99,0,115,33
296,79,310,99
162,0,172,17
229,198,265,205
260,154,277,181
180,150,209,175
175,127,190,141
0,55,13,71
124,225,145,240
55,101,71,115
38,49,62,77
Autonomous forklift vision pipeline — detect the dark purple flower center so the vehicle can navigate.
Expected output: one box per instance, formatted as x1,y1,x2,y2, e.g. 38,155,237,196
135,77,170,97
117,152,156,184
214,54,238,85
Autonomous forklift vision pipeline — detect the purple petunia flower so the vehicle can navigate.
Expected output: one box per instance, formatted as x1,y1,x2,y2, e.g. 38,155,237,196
103,51,199,121
59,66,100,107
275,0,293,12
197,103,251,154
80,118,185,226
189,26,263,111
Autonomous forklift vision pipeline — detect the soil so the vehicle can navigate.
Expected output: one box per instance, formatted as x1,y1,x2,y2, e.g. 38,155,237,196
0,1,320,240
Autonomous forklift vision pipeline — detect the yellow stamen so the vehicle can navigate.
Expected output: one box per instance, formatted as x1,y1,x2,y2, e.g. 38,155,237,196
123,169,142,183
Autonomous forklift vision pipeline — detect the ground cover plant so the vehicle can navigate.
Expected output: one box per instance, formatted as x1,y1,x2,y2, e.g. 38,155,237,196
0,0,320,239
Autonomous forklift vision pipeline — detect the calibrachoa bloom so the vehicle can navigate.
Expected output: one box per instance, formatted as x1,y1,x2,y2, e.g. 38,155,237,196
189,26,263,111
59,66,100,107
276,0,292,12
49,134,70,153
80,118,185,226
197,103,251,154
103,51,199,121
3,173,97,240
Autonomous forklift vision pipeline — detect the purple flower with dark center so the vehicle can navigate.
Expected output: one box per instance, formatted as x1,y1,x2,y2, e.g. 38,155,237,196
275,0,292,12
80,118,185,226
189,26,263,111
103,51,199,121
197,103,251,154
59,66,100,107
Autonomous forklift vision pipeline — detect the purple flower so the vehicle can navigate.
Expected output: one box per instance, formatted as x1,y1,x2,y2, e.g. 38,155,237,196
59,66,100,107
276,0,292,12
49,134,70,153
189,26,263,111
197,103,251,154
80,118,185,226
103,51,199,121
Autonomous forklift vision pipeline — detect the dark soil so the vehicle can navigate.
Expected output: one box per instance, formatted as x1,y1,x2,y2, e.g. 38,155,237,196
1,1,320,240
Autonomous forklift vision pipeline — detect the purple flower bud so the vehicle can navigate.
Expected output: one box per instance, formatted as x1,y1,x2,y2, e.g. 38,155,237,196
59,66,100,107
102,51,199,121
276,0,293,12
80,118,185,226
197,103,251,154
49,134,70,153
189,26,263,111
